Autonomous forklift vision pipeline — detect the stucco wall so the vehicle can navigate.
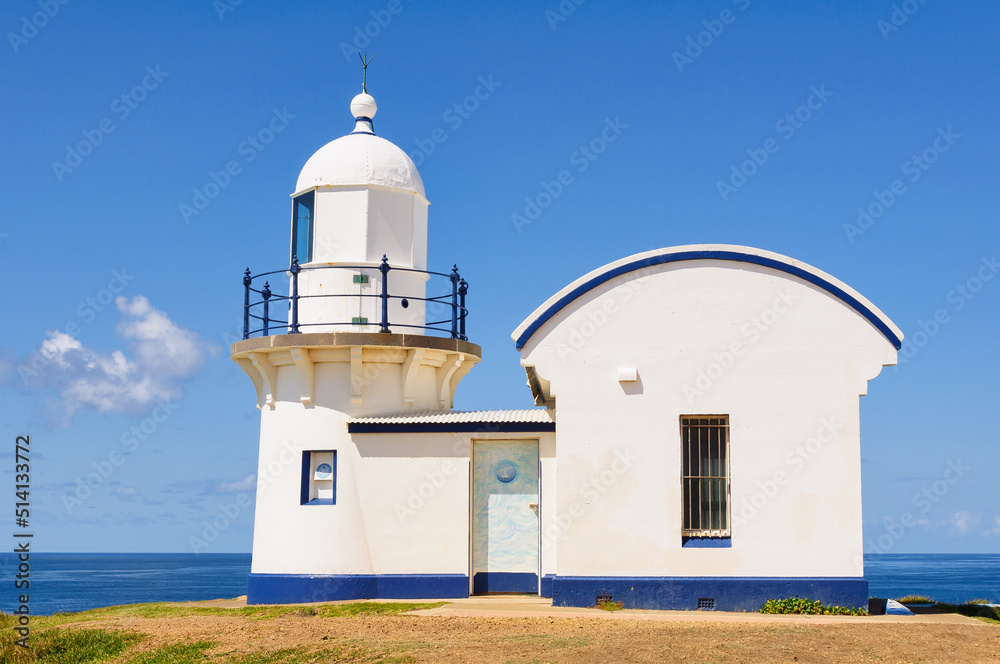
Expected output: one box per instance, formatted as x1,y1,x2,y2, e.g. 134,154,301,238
518,258,897,579
251,408,556,583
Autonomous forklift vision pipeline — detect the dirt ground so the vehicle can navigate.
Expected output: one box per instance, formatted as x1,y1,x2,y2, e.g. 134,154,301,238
77,609,1000,664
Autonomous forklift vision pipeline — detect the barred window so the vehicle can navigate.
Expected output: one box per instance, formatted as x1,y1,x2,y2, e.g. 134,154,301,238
681,416,730,537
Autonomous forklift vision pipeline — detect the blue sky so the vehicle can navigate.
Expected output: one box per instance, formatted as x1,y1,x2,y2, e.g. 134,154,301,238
1,0,997,555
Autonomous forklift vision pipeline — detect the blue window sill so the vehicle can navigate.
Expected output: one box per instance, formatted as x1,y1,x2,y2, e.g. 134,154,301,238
304,498,335,506
682,537,731,548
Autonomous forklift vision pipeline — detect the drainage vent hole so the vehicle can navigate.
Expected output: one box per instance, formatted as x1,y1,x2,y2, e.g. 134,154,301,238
697,598,716,610
595,595,612,605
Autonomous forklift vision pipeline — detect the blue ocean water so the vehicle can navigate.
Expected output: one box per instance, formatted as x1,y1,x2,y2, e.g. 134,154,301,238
1,553,250,616
1,552,996,615
864,553,1000,605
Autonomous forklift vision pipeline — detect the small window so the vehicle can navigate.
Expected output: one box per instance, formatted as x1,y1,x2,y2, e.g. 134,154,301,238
301,450,335,505
291,190,314,264
681,416,730,538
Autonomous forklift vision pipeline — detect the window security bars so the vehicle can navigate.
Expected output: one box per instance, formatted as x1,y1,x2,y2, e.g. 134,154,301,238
681,416,730,537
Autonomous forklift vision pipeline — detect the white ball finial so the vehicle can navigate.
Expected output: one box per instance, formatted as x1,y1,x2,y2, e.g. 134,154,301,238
351,93,377,120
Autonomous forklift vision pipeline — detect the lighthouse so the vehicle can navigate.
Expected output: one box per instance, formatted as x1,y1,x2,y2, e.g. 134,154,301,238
229,69,898,613
231,77,486,604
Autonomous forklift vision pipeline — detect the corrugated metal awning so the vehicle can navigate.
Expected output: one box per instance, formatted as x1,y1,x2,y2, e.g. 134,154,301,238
347,409,554,433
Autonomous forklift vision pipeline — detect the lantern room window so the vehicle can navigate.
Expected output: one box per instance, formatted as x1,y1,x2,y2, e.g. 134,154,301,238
291,190,314,264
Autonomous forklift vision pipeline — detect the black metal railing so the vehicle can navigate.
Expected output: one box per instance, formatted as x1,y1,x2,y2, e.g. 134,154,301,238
241,255,468,341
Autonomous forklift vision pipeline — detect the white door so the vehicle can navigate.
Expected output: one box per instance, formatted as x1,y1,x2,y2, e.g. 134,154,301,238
472,440,539,594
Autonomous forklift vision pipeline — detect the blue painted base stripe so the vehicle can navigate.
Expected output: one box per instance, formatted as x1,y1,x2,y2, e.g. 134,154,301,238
550,576,868,612
472,572,538,594
540,574,554,598
247,573,866,611
247,574,469,605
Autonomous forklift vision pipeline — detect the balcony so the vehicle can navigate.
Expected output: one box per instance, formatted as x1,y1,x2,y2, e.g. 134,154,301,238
241,255,469,341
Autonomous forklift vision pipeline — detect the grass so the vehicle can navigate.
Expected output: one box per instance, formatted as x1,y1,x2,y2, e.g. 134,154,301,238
894,595,935,604
130,640,215,663
199,644,416,664
893,596,1000,625
595,599,624,612
314,602,446,617
5,594,997,663
0,615,143,664
0,600,446,664
32,600,446,628
931,602,1000,624
0,625,425,663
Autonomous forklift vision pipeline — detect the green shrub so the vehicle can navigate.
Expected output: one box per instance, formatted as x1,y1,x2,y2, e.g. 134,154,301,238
760,597,866,616
895,595,935,604
596,599,624,611
934,602,1000,624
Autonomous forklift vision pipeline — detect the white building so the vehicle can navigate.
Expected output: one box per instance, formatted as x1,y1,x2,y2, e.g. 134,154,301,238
232,87,901,611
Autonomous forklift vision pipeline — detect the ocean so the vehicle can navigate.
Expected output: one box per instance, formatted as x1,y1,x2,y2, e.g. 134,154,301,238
2,553,997,615
2,553,251,616
864,553,1000,605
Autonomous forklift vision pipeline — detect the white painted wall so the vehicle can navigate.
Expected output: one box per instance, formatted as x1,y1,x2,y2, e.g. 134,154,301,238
292,185,431,333
310,186,428,270
517,258,898,579
244,346,484,578
252,424,474,576
312,188,368,263
292,268,429,334
249,376,555,583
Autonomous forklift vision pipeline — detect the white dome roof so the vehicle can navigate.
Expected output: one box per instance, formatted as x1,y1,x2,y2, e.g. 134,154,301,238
295,134,424,196
294,92,424,197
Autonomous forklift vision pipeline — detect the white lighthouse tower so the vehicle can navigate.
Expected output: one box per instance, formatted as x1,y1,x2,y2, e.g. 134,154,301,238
291,84,431,332
231,74,482,604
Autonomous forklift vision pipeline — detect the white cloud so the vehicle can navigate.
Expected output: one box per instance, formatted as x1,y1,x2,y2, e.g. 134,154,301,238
18,296,209,422
984,516,1000,537
216,474,257,493
946,510,982,536
116,296,207,377
109,485,162,506
163,474,259,499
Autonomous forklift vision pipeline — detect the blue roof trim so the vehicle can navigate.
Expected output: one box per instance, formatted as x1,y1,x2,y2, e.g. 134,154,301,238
349,421,555,433
514,249,903,351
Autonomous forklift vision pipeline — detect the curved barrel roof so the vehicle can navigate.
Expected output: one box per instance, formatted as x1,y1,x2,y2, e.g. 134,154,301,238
512,244,903,351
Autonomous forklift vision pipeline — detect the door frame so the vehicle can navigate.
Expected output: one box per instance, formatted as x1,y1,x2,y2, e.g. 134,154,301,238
469,437,541,595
